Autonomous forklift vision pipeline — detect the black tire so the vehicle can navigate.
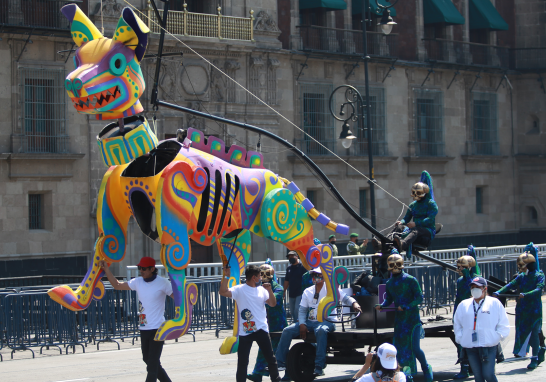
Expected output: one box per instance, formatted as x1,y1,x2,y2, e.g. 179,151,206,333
286,342,317,382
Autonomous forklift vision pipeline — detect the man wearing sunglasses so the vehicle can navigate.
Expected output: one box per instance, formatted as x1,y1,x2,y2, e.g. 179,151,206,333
276,267,362,378
220,264,281,382
100,257,173,382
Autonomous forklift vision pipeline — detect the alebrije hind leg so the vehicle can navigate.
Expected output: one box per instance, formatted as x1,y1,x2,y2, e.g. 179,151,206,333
217,230,251,355
154,160,206,340
260,188,339,322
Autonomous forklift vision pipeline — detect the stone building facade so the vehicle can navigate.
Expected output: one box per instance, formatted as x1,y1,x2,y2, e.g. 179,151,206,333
0,0,544,276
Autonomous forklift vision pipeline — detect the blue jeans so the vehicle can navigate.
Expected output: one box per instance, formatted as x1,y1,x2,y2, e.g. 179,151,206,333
466,346,498,382
276,320,335,370
288,295,302,323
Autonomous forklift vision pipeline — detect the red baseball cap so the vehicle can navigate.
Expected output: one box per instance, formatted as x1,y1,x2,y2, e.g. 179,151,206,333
137,257,156,268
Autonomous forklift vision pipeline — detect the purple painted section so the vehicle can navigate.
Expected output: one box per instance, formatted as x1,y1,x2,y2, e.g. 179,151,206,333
316,213,330,226
77,44,135,84
61,4,77,22
378,284,395,307
335,224,350,235
122,8,149,61
301,199,314,211
187,128,265,169
287,182,300,194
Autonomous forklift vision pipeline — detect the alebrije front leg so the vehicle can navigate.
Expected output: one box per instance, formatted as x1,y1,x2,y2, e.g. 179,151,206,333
48,167,129,311
155,267,197,341
218,230,251,355
48,237,107,310
154,160,205,340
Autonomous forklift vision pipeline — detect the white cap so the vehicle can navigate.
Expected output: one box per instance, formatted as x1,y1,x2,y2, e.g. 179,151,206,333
310,267,322,274
377,343,398,369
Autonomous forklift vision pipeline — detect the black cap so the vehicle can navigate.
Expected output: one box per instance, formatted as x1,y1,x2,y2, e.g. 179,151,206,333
286,251,298,258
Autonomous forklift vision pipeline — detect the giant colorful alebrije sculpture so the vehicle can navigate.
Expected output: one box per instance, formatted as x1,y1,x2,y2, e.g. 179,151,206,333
48,5,351,346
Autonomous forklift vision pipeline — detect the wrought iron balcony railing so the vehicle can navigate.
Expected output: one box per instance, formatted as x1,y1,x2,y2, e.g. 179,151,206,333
424,38,510,68
424,39,546,71
510,48,546,71
297,25,398,58
0,0,79,31
146,6,254,41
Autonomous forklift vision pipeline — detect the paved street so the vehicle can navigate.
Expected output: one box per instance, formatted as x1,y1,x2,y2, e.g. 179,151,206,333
1,298,545,382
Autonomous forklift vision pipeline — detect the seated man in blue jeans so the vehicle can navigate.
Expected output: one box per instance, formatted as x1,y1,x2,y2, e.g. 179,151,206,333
276,267,361,378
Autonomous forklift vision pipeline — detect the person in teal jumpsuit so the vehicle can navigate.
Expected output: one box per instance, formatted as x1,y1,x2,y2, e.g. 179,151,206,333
495,243,545,370
376,249,433,382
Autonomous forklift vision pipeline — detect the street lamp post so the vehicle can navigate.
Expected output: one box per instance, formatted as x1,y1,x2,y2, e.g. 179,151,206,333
329,0,397,230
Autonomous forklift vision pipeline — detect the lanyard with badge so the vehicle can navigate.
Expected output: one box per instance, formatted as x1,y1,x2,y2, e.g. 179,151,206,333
472,298,485,342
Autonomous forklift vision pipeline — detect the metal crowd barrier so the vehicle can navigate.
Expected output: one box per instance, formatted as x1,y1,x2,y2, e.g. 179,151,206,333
126,243,546,279
1,254,544,360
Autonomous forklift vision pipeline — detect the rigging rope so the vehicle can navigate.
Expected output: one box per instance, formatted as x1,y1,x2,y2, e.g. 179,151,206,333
122,0,409,212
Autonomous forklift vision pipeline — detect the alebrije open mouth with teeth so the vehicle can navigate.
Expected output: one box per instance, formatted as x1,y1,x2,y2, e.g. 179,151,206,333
71,85,121,111
60,4,158,167
62,4,148,121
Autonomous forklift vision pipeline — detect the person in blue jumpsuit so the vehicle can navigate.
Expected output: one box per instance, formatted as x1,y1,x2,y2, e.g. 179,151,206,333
376,249,433,382
494,243,545,369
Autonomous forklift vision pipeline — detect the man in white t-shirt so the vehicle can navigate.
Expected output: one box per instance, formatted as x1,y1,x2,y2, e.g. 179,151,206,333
220,264,281,382
100,256,173,382
276,267,362,377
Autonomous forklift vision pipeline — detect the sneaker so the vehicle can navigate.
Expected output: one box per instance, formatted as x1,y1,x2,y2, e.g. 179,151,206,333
528,359,538,370
246,374,263,382
313,368,325,377
277,364,286,372
280,374,292,381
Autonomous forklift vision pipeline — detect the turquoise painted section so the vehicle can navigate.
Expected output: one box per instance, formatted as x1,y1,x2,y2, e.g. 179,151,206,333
100,193,126,261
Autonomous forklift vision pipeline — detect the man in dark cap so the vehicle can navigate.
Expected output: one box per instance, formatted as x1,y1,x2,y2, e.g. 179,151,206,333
284,251,307,323
328,234,338,257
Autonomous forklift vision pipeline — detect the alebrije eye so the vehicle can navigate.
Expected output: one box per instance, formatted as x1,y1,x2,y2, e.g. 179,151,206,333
109,53,127,76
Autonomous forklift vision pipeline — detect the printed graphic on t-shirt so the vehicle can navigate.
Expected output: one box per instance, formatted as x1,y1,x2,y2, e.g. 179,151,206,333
241,308,258,333
139,301,147,326
308,307,317,321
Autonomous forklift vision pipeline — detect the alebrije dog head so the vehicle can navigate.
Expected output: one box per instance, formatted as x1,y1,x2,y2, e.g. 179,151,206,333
62,5,149,120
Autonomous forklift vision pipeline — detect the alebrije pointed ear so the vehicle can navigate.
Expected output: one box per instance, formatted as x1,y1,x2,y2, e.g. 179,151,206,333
113,8,150,62
62,4,104,47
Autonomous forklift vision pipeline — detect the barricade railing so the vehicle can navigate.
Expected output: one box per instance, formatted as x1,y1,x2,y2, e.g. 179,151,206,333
1,252,544,360
126,243,546,280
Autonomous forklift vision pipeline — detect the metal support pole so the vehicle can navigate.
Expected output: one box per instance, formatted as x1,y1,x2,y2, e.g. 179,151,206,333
150,0,170,107
362,0,376,229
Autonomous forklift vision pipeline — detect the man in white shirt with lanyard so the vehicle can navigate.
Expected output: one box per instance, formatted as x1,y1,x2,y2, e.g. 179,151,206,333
453,277,509,382
276,267,362,377
220,264,281,382
100,257,173,382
